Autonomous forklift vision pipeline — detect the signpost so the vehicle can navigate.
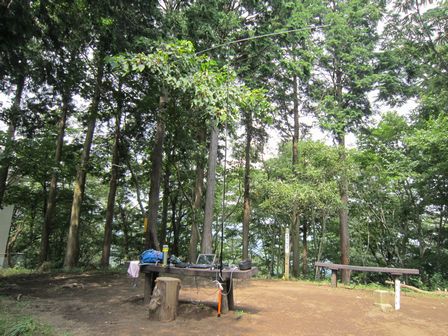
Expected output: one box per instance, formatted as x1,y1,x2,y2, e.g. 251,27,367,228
284,227,290,280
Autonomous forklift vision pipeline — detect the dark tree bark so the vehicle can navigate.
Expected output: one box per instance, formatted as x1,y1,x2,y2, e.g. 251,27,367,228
302,220,308,276
201,122,218,254
64,51,104,269
160,150,172,246
291,75,301,277
333,60,350,284
292,75,300,166
145,92,168,250
189,129,205,262
100,88,123,267
291,212,300,277
242,110,252,260
337,133,350,284
0,74,25,208
171,197,182,256
40,90,69,264
119,204,130,260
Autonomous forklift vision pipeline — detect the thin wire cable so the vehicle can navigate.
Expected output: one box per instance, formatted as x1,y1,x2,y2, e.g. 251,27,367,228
196,24,331,55
219,50,229,279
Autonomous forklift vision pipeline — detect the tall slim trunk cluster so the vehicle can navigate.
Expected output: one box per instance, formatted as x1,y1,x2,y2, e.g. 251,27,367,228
291,74,301,277
189,129,205,262
242,110,252,260
145,91,168,250
291,211,300,277
64,50,104,268
100,87,123,267
160,155,171,246
338,134,350,283
40,90,69,263
201,122,218,254
0,74,25,208
335,67,350,284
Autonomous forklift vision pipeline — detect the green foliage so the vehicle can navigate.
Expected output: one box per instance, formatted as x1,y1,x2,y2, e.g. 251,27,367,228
0,301,58,336
1,0,447,288
314,0,386,136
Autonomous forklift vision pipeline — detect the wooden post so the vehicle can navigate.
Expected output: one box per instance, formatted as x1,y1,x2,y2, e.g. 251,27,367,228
394,276,401,310
219,279,233,314
284,228,290,280
331,269,338,287
144,271,159,304
148,277,181,322
221,287,229,314
225,279,234,310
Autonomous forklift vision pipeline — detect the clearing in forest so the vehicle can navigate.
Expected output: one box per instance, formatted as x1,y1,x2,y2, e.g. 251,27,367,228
0,271,447,336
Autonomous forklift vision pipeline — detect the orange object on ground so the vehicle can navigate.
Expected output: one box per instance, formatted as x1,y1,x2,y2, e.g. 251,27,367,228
217,289,222,317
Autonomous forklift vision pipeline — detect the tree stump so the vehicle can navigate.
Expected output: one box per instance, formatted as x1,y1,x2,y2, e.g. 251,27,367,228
148,277,181,322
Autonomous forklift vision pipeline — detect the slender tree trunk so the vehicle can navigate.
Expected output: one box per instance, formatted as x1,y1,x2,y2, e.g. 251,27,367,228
291,75,301,277
172,199,182,256
292,75,300,166
160,150,172,246
64,51,104,269
270,225,276,277
100,90,123,267
189,129,205,262
6,221,23,267
40,91,69,264
302,220,308,276
291,211,300,277
201,122,218,254
119,205,130,260
0,74,25,207
337,133,350,284
145,92,168,250
315,214,328,280
242,111,252,260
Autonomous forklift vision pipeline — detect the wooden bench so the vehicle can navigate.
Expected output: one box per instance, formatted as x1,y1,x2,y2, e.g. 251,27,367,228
140,263,258,313
314,262,419,310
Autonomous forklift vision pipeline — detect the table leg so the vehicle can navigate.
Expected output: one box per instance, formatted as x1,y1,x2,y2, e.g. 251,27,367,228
394,276,401,310
144,272,159,304
331,270,338,287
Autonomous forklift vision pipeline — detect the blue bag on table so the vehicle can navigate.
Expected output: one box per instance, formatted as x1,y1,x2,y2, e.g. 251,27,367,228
139,249,163,263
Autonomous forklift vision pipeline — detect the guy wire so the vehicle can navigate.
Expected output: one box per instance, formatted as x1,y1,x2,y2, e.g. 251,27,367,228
196,24,331,55
219,44,230,279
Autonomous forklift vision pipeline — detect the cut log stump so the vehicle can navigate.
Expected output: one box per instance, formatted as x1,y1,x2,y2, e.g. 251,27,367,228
148,277,181,322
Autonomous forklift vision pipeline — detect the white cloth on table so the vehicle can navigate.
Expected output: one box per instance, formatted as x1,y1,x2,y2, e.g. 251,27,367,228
127,260,140,278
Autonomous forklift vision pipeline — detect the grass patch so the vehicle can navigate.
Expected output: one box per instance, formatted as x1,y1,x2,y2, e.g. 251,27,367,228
234,309,245,319
0,266,124,280
0,315,53,336
0,297,69,336
0,268,36,278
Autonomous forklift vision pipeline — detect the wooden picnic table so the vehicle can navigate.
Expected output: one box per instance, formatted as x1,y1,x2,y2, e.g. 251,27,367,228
314,262,419,287
315,261,419,310
140,263,258,312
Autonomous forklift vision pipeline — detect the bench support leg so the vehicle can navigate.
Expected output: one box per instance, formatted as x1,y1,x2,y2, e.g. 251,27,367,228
394,276,400,310
331,270,338,287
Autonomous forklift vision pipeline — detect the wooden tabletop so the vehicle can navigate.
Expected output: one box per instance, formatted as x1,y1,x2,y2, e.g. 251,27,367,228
140,263,258,280
315,262,419,275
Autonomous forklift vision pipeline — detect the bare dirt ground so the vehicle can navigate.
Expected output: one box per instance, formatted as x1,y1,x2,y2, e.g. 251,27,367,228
1,271,447,336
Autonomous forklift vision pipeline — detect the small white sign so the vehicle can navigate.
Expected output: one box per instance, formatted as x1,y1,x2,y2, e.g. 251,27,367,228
284,228,290,253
